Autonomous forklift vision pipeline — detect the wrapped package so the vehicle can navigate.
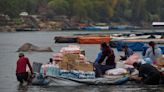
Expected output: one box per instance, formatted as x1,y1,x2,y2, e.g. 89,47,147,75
68,45,80,49
59,70,95,79
53,45,94,74
156,55,164,68
105,68,128,75
40,64,60,76
79,54,89,63
123,53,140,65
53,53,63,61
60,46,81,54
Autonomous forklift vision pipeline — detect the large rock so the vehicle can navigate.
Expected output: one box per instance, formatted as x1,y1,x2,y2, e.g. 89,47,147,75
17,43,53,52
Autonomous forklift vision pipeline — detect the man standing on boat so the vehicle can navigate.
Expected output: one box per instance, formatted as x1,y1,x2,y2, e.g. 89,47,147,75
16,53,33,84
94,42,116,77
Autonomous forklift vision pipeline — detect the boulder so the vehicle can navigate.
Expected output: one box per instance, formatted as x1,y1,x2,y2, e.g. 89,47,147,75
17,43,53,52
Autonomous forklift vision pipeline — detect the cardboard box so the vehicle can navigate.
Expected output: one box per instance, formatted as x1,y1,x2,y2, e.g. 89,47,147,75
59,61,77,70
62,53,79,62
75,62,93,72
59,53,93,71
59,61,93,72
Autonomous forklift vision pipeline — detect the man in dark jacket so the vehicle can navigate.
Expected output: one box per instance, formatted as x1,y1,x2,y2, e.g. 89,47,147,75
94,42,116,77
16,53,33,84
130,62,160,85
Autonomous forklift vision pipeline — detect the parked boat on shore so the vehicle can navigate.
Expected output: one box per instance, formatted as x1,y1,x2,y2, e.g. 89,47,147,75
78,36,111,44
80,26,109,31
124,39,164,44
16,28,40,32
54,36,78,43
54,35,111,44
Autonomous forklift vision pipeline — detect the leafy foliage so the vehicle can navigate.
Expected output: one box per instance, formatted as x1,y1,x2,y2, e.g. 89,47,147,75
0,0,164,24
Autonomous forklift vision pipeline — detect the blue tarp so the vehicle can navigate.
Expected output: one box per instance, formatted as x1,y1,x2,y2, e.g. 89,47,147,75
115,41,145,51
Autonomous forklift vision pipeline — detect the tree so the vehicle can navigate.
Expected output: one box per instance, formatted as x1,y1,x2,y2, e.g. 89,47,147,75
131,0,147,23
114,0,131,21
48,0,70,15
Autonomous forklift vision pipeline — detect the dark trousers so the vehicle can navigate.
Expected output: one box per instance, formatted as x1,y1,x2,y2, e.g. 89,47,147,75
16,72,29,83
94,64,115,77
143,73,160,85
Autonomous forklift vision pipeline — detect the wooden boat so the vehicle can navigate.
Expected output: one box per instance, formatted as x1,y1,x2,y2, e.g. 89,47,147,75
111,35,162,40
124,39,164,44
78,36,111,44
81,26,109,30
54,36,78,43
16,28,40,31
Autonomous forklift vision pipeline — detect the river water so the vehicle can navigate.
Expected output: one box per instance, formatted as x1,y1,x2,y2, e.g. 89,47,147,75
0,31,163,92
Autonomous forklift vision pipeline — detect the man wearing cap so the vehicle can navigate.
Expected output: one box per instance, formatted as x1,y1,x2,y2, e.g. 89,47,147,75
16,53,33,84
130,62,160,85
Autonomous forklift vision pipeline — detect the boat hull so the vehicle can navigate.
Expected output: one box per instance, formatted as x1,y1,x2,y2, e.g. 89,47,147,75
78,36,111,44
54,36,78,43
43,75,129,86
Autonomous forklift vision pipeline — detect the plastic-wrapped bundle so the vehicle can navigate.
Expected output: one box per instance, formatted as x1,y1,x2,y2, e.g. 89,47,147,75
105,68,128,75
47,65,60,76
59,70,70,78
79,54,85,60
53,53,63,61
78,71,86,79
84,71,95,79
60,70,79,78
60,70,95,79
78,71,95,79
79,54,88,63
68,45,80,49
40,64,48,76
123,53,140,65
70,70,80,78
60,46,81,54
40,64,60,77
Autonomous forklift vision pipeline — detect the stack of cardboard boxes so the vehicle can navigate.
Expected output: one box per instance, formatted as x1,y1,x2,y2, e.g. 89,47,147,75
59,53,93,72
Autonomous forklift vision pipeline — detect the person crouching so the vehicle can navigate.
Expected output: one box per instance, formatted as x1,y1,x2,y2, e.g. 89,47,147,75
130,62,160,85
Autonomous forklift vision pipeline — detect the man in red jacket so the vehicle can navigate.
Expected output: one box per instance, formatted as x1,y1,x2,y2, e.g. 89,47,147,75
16,53,33,84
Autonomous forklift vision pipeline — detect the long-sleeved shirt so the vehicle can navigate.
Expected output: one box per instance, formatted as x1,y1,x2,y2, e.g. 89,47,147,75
95,51,102,63
16,56,33,74
125,48,134,58
145,46,162,62
97,47,115,66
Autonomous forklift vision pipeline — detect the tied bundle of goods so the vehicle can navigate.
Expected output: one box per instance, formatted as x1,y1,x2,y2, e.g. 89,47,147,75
156,55,164,68
50,45,95,79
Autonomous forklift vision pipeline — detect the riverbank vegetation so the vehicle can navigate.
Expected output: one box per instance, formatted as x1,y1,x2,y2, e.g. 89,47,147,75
0,0,164,28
